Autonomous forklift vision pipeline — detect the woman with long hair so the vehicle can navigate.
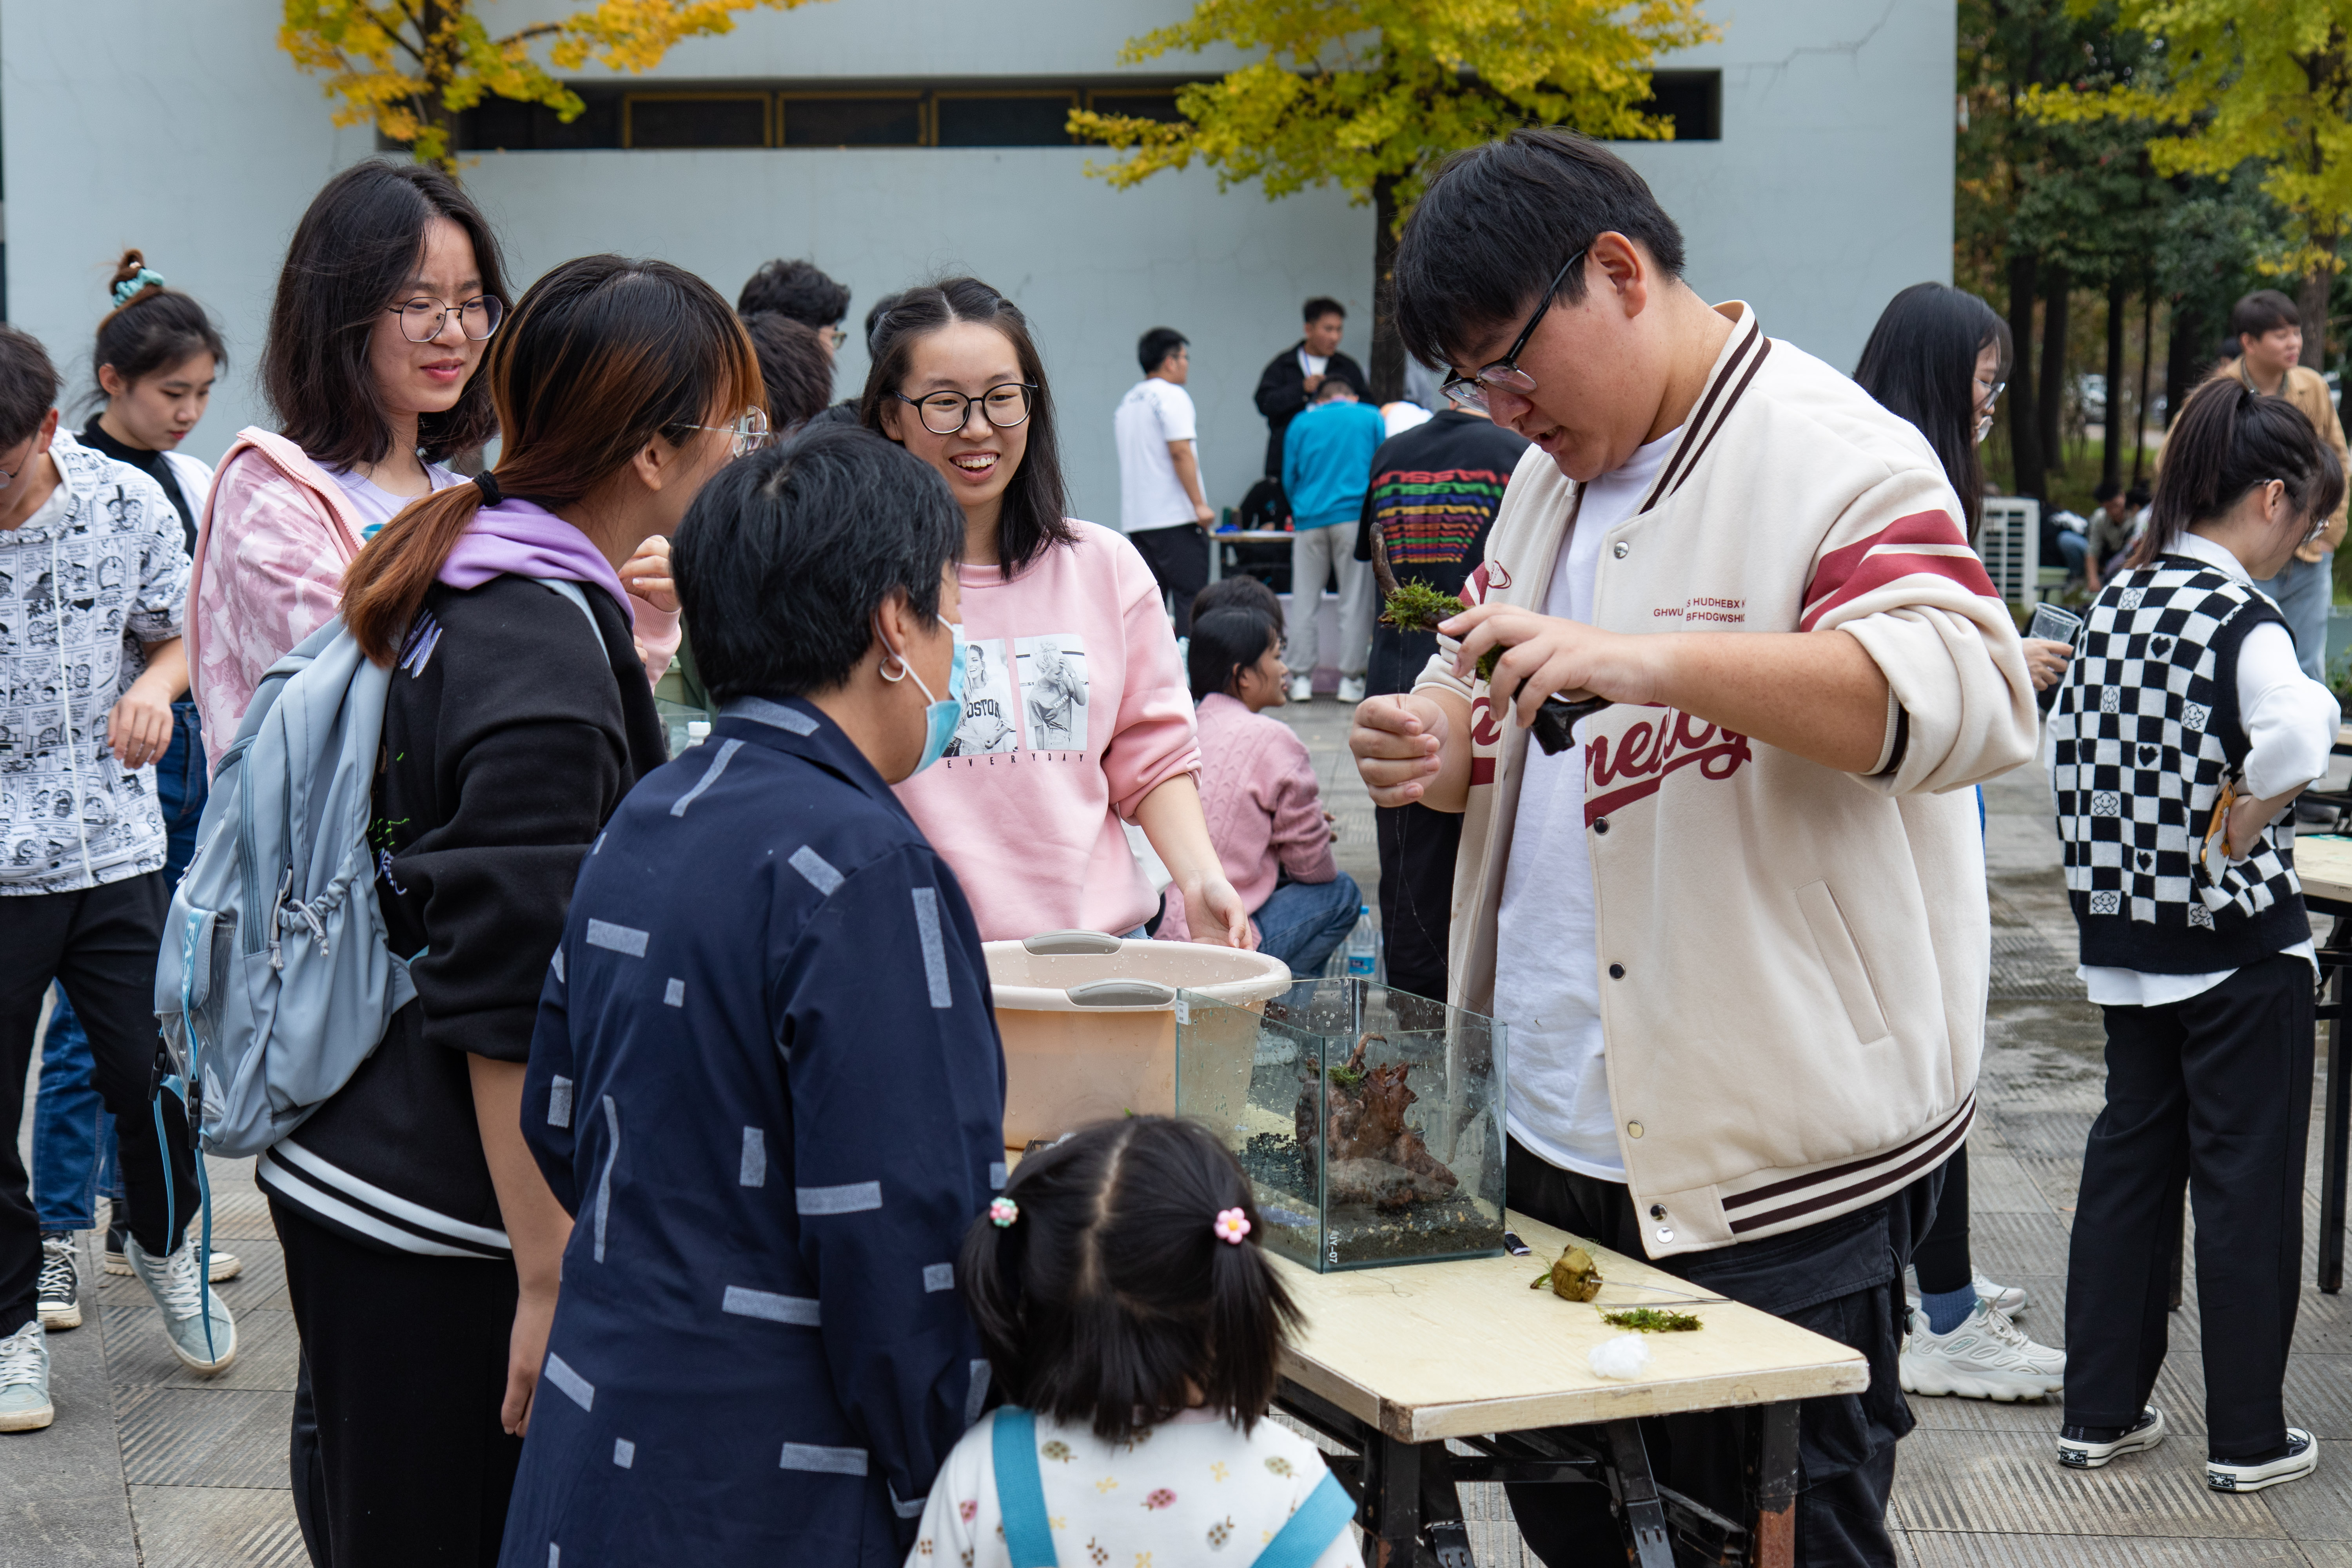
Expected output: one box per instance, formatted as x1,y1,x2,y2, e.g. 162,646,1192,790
257,254,762,1564
862,278,1249,947
1854,281,2068,1402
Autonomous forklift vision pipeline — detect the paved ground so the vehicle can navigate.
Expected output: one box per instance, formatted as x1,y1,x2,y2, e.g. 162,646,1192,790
7,695,2350,1565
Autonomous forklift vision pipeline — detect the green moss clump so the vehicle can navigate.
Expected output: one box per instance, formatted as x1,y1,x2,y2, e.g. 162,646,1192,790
1601,1307,1702,1333
1380,579,1460,633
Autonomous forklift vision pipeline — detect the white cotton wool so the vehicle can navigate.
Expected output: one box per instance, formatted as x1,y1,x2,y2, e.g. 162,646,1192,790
1589,1334,1653,1380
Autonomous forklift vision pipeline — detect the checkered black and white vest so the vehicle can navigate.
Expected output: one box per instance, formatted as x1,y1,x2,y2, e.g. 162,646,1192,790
2050,557,2308,973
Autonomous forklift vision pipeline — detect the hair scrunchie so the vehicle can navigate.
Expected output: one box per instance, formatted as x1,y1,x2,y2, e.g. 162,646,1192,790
112,267,166,307
474,470,504,508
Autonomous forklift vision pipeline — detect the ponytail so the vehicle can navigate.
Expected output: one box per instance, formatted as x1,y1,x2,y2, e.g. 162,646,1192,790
2133,378,2346,568
341,483,493,662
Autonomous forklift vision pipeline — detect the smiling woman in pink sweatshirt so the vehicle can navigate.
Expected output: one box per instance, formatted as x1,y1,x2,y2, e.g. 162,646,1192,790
863,279,1248,946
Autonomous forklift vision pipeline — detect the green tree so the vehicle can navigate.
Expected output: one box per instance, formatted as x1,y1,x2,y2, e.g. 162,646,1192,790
2028,0,2352,370
1067,0,1716,401
280,0,825,172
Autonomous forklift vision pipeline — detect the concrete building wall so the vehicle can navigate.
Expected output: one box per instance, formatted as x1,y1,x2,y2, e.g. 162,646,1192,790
4,0,1951,521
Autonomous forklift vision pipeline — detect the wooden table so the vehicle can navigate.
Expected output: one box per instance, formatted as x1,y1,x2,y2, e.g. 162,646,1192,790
1266,1207,1863,1566
1208,528,1296,586
2294,834,2352,1294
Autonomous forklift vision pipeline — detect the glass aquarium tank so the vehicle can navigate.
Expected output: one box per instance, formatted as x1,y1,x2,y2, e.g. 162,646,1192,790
1175,978,1506,1272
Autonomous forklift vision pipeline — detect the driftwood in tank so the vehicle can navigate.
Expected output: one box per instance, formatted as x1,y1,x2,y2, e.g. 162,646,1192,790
1296,1034,1460,1211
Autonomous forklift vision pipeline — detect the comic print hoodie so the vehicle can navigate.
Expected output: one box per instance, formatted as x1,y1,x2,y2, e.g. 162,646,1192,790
893,519,1200,941
0,430,189,894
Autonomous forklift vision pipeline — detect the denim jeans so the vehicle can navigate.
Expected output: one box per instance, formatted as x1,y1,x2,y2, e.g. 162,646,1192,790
31,701,206,1233
2252,551,2334,682
1253,871,1363,979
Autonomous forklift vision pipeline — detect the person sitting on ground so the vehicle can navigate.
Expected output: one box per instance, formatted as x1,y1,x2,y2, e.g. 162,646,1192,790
1191,572,1283,625
909,1116,1360,1568
502,425,1004,1566
737,256,851,357
1160,608,1361,978
1281,376,1386,705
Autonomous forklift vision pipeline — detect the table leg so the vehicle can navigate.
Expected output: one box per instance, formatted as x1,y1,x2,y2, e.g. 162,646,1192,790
1602,1420,1675,1568
1742,1401,1800,1568
2323,917,2351,1294
1367,1432,1423,1568
1207,535,1224,584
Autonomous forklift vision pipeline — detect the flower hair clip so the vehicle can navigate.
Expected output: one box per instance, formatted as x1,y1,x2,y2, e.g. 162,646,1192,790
988,1197,1019,1228
1213,1207,1252,1245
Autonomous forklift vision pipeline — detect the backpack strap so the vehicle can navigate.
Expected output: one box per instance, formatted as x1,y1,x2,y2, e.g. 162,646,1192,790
534,576,603,640
1247,1470,1354,1568
991,1407,1060,1567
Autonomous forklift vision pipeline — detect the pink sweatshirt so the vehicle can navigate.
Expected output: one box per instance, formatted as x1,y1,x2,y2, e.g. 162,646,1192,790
1157,693,1336,945
895,521,1201,941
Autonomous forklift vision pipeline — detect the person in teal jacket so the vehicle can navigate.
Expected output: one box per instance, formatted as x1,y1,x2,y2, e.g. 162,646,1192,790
1279,378,1387,702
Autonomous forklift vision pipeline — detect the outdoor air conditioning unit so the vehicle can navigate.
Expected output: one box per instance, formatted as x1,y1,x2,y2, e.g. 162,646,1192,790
1976,496,2041,607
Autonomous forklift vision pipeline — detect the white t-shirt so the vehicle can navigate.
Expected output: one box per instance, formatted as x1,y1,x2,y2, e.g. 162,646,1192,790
1114,376,1200,534
331,461,460,541
1491,426,1682,1180
908,1406,1361,1568
2076,529,2340,1007
1299,348,1330,380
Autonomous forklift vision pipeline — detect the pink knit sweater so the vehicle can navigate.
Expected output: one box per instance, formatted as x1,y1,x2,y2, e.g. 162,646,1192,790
1158,693,1337,944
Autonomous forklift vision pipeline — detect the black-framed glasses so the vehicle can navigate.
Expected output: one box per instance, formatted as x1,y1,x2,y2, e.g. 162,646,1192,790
0,434,39,492
686,408,773,460
388,295,504,343
896,383,1037,437
1439,247,1589,411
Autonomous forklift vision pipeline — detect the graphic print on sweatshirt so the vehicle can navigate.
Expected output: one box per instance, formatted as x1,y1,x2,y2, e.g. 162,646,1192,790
1016,634,1089,751
936,633,1094,768
949,636,1018,757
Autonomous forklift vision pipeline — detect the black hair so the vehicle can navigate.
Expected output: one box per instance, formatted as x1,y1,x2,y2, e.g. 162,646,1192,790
2125,484,2151,508
1188,607,1279,702
1852,282,2012,534
958,1116,1301,1446
1190,573,1283,625
1394,129,1687,371
863,290,906,355
674,424,962,702
738,258,851,330
860,276,1074,577
2132,378,2345,568
263,160,508,469
90,250,228,412
2230,289,2300,342
2216,334,2243,363
1138,327,1189,376
742,311,835,431
1303,296,1345,324
1314,376,1359,403
0,326,61,449
2094,479,2122,503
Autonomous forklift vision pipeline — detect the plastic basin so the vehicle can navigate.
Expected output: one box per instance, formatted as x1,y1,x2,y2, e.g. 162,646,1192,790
985,931,1294,1147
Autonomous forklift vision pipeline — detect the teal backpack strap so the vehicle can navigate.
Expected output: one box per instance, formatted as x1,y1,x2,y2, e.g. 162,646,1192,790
1248,1469,1355,1568
992,1407,1059,1567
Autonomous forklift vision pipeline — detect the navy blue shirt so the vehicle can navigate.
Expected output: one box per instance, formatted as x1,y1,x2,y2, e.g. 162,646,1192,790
502,696,1007,1566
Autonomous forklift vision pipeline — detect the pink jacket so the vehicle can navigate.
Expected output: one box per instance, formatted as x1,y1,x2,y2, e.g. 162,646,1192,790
894,521,1201,941
191,428,680,763
1157,693,1336,945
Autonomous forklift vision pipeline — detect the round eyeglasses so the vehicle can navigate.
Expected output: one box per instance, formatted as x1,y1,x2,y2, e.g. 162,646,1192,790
388,295,504,343
896,383,1037,437
687,408,774,460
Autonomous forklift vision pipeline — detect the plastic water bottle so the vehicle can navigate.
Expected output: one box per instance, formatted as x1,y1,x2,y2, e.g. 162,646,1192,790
1345,906,1378,978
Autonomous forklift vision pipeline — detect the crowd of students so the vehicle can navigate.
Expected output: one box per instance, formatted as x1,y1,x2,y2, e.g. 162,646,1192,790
0,123,2342,1568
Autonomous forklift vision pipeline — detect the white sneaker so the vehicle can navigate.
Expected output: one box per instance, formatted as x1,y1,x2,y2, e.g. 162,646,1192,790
1338,675,1367,704
105,1219,239,1282
1899,1299,2065,1400
36,1234,80,1331
0,1319,53,1431
2209,1429,2318,1493
1288,676,1314,702
2058,1406,2166,1469
124,1234,237,1376
1975,1270,2027,1315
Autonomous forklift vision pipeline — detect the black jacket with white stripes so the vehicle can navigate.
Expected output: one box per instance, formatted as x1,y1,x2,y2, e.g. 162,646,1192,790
258,574,667,1258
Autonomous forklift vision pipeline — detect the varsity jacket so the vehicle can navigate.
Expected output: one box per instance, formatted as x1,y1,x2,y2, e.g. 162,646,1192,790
1414,304,2038,1258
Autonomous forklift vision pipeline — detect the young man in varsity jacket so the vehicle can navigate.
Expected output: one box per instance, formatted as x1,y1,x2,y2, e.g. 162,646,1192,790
1349,129,2038,1566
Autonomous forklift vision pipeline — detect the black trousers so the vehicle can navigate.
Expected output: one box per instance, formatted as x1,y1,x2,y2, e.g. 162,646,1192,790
272,1199,522,1566
1504,1139,1922,1568
2063,953,2313,1459
1911,1146,1972,1296
0,873,197,1336
1374,802,1459,1004
1128,522,1211,635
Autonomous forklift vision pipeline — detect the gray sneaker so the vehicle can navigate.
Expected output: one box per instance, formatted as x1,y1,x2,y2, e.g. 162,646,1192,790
35,1234,80,1331
0,1320,53,1431
124,1234,237,1375
105,1219,239,1282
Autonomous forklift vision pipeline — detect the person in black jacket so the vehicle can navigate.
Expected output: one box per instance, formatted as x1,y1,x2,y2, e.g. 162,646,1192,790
1252,296,1365,477
261,254,764,1566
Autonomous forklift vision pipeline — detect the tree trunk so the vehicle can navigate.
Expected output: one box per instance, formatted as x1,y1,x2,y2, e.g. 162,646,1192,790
2132,289,2156,487
2039,264,2071,477
2165,295,2204,431
414,0,460,173
2301,259,2335,387
2007,250,2044,501
2102,274,2127,490
1368,173,1406,405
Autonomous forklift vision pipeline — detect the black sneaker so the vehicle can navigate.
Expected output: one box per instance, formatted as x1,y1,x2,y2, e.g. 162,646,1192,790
35,1233,80,1331
2209,1429,2318,1493
2057,1406,2165,1469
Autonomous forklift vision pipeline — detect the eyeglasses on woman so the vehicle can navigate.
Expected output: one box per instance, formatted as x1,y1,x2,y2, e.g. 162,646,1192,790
896,383,1037,437
388,295,505,343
